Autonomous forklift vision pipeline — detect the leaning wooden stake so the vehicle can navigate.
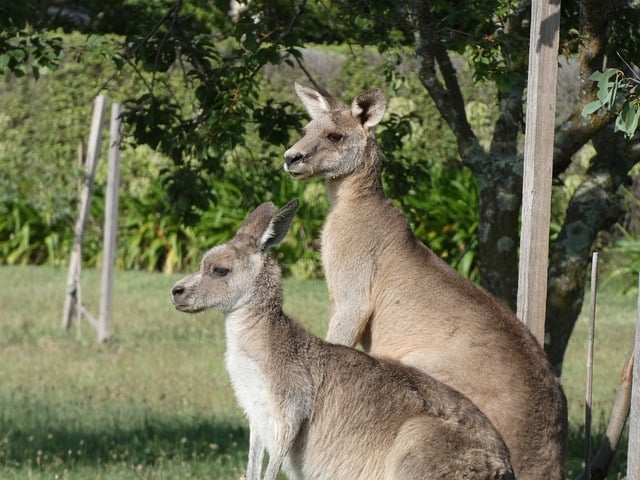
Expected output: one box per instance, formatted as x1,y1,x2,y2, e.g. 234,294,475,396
577,341,635,480
627,274,640,480
97,103,122,342
62,95,107,330
584,252,598,480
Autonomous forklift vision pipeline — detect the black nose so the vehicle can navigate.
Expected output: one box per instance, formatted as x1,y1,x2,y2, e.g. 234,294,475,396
285,152,304,167
172,285,185,296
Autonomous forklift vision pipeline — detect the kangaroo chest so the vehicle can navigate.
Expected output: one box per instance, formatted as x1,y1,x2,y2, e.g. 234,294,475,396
224,331,276,443
321,206,382,289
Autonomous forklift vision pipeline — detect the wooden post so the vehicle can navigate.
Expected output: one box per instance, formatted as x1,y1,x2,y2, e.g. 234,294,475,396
516,0,561,344
62,95,107,330
98,103,122,342
584,252,598,480
628,274,640,480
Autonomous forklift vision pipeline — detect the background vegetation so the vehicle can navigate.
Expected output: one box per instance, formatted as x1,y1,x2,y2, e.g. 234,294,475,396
0,35,481,279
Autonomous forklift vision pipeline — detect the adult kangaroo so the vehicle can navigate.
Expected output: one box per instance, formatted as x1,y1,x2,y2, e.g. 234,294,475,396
284,83,568,480
171,199,515,480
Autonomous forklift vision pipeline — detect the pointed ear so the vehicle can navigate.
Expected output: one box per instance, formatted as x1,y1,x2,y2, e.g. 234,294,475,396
236,202,277,242
294,82,333,118
259,199,300,251
351,89,387,129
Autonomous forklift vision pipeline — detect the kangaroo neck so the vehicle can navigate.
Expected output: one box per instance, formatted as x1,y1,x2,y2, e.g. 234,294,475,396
327,154,384,206
224,280,310,357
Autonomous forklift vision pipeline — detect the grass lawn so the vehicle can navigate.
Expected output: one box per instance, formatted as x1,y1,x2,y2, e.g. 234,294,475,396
0,265,636,479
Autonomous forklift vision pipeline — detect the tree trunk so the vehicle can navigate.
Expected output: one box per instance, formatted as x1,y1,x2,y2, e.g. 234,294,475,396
474,156,522,311
624,176,640,234
546,128,638,373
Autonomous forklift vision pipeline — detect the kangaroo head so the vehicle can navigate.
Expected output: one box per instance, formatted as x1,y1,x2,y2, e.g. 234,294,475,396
284,83,387,180
171,199,299,314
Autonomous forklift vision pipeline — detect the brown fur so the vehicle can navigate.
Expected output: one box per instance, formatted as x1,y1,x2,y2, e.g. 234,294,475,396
171,200,515,480
284,83,568,480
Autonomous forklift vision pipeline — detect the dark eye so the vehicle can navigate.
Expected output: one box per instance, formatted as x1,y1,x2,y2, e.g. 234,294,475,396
327,132,343,143
212,267,230,277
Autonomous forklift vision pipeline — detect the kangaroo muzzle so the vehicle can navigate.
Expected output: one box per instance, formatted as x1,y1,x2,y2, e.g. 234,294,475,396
284,150,305,170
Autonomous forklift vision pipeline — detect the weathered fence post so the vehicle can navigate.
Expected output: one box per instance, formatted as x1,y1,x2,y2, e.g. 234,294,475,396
516,0,561,344
62,94,107,330
628,274,640,480
97,103,122,342
585,252,598,480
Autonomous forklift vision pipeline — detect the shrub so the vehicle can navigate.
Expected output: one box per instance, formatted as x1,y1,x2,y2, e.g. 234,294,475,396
0,36,484,280
0,198,73,266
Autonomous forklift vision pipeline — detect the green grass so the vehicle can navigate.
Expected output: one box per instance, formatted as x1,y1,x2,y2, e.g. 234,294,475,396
0,265,636,479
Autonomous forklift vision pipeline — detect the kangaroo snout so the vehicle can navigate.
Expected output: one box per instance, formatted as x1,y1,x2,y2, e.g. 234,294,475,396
170,281,195,312
284,150,304,170
171,284,185,297
170,283,185,309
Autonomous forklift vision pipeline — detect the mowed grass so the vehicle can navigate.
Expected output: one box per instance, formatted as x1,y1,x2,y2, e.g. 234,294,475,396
0,265,636,479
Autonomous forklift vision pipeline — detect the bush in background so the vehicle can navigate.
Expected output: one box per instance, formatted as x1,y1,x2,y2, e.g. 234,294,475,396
0,36,488,280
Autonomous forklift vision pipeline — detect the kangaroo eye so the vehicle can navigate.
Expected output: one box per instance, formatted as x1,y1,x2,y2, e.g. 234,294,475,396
212,267,230,277
327,133,343,143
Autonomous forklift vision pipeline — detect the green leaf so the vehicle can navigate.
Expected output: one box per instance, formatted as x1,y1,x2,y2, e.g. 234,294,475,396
619,101,640,138
581,101,602,117
596,78,614,106
588,68,618,83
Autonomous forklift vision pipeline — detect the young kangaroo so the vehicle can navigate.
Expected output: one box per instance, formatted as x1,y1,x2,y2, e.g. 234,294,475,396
171,199,515,480
284,83,568,480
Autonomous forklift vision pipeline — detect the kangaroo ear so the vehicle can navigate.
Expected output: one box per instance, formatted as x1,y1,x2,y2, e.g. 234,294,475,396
237,202,277,242
294,82,333,118
259,199,300,251
351,89,387,129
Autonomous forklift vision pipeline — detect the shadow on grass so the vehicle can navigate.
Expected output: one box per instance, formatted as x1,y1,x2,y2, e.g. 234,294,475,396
1,406,630,479
0,413,249,471
566,420,629,479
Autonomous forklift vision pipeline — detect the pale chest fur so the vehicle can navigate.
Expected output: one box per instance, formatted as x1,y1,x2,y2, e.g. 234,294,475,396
224,315,275,445
321,204,383,294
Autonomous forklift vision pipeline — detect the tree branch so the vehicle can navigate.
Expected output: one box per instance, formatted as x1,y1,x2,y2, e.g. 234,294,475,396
579,0,610,92
553,108,614,176
293,53,323,92
408,1,478,159
489,1,528,160
553,0,614,176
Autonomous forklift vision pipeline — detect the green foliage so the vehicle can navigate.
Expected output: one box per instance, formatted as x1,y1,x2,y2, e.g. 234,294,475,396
605,225,640,293
0,1,64,77
0,3,486,281
395,162,480,281
0,28,64,79
0,32,484,280
582,68,640,138
603,189,640,294
110,1,305,224
0,199,72,266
